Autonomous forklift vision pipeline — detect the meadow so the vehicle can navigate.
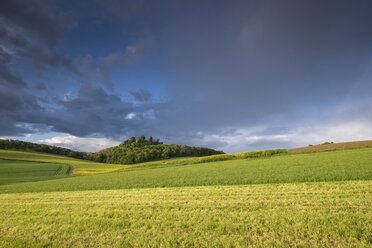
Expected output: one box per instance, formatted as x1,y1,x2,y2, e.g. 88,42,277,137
0,145,371,247
0,181,370,247
0,150,126,176
0,159,68,185
0,147,371,194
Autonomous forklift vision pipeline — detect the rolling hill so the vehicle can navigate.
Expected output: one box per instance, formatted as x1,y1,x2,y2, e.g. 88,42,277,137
92,136,224,164
0,147,371,193
0,140,371,246
0,150,125,176
0,137,224,165
289,139,372,153
0,159,69,185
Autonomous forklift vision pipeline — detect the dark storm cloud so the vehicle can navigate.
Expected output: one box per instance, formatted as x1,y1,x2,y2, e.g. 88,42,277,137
102,36,155,72
1,0,372,151
75,35,155,87
97,0,372,149
0,81,42,135
47,83,133,136
0,0,64,45
41,83,159,138
0,47,25,87
0,0,74,136
157,0,372,133
95,0,372,135
0,0,74,71
0,0,155,137
34,82,46,90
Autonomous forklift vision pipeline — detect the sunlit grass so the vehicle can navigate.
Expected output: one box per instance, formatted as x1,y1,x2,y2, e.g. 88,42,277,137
0,150,127,175
0,181,370,247
1,147,371,194
130,148,287,170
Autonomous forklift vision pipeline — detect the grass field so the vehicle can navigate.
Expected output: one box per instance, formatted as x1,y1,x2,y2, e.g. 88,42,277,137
129,148,288,169
0,145,371,247
1,147,371,194
0,159,69,185
0,150,126,176
0,181,370,247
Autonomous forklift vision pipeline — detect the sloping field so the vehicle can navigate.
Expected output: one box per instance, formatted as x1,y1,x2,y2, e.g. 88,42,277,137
1,147,371,194
129,149,287,170
289,140,372,153
0,181,370,247
0,159,69,185
0,150,126,176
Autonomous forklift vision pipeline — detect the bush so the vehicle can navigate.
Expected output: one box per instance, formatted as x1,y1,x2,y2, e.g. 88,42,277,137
323,142,334,145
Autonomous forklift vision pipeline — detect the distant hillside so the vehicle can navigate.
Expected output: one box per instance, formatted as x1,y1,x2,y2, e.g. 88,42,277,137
4,137,371,165
90,136,224,164
0,139,86,159
0,137,224,165
289,140,372,153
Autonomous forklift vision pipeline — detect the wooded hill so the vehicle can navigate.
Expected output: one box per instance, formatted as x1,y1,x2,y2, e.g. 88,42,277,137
0,139,86,159
89,136,224,164
0,137,223,164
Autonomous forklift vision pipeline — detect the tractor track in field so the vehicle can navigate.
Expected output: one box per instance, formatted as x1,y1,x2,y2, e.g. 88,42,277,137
66,165,74,176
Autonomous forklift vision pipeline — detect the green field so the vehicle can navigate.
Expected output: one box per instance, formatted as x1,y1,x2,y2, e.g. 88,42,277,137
0,147,371,247
0,181,370,247
0,150,126,176
1,148,371,194
0,159,69,185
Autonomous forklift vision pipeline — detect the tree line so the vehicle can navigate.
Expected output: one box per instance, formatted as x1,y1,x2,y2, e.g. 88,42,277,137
0,139,87,159
90,136,224,164
0,137,224,164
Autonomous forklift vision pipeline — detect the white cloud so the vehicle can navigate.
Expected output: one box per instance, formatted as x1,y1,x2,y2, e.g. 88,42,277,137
125,112,136,120
37,134,120,152
286,121,372,147
193,121,372,153
192,127,291,153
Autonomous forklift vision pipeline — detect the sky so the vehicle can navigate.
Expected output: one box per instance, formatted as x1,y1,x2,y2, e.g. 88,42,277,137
1,0,372,153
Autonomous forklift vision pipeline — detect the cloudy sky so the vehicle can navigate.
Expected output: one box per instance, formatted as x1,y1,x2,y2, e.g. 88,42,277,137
1,0,372,152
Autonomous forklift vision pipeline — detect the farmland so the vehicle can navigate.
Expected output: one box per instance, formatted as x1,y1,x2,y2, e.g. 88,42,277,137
0,147,371,194
2,1,371,246
0,150,126,176
0,181,370,247
0,159,69,185
0,145,371,247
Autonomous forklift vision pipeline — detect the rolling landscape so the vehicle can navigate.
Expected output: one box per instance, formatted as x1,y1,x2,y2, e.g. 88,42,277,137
1,0,372,247
0,139,371,246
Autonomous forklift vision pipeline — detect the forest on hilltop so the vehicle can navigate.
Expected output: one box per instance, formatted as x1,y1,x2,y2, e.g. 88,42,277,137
90,136,224,164
0,137,224,164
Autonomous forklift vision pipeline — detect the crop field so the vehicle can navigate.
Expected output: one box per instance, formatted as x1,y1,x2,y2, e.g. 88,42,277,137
0,181,371,247
0,159,69,185
0,146,371,247
1,147,371,194
129,148,287,169
0,150,126,176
